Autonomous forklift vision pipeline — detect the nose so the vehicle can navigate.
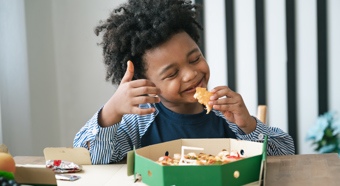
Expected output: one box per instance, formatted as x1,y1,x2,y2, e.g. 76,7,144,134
182,66,197,82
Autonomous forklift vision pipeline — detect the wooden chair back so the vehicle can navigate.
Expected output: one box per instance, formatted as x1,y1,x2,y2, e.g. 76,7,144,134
256,105,267,124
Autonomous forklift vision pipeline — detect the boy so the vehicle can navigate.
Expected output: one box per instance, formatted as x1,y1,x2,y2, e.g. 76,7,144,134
74,0,295,164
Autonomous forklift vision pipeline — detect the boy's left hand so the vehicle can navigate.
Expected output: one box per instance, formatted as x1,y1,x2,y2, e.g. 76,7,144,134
208,86,257,134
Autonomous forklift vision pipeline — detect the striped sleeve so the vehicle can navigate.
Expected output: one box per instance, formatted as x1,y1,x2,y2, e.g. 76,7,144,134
73,104,156,165
228,116,295,155
73,107,120,164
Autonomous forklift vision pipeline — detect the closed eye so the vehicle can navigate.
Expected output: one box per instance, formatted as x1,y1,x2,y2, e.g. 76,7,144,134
190,55,201,64
168,70,179,78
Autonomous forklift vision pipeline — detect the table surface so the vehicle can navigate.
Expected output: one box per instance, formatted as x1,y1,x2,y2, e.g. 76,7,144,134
14,153,340,186
266,153,340,186
14,156,143,186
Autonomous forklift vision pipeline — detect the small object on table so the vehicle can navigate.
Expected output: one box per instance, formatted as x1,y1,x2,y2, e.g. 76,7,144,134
55,174,80,181
46,160,82,181
46,160,82,173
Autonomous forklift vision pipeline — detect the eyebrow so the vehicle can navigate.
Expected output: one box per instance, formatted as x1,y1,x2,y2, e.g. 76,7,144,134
187,48,199,58
159,48,200,76
159,63,177,76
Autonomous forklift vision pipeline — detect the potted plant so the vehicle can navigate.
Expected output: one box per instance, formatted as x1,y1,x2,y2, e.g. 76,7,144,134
306,111,340,157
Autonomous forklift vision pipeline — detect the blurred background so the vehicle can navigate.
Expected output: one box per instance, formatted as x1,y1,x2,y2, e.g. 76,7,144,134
0,0,339,156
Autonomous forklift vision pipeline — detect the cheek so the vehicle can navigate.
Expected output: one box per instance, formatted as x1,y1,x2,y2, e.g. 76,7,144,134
159,80,181,97
200,61,210,79
205,64,210,75
162,81,179,93
203,60,210,73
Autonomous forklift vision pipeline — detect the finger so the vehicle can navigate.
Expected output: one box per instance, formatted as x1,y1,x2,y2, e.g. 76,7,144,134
131,107,156,115
131,96,161,105
128,79,157,88
210,86,238,100
121,60,134,84
224,111,233,118
131,86,162,97
210,86,227,93
223,111,234,122
209,97,237,106
213,103,238,112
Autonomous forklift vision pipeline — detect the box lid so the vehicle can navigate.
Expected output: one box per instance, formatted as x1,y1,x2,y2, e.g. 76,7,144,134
43,147,92,165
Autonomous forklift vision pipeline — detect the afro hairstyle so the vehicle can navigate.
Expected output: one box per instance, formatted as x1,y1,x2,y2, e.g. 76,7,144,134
95,0,203,85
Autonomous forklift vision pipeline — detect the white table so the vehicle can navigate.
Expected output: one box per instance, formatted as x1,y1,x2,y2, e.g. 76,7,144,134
14,156,146,186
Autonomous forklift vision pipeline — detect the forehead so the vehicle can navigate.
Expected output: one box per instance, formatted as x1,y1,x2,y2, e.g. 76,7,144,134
144,32,198,70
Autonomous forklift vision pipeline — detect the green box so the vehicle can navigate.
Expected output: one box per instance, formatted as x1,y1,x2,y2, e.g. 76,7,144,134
128,137,267,186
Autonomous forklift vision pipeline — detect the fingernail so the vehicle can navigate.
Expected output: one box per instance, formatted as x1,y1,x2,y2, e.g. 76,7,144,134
208,101,213,105
128,60,133,72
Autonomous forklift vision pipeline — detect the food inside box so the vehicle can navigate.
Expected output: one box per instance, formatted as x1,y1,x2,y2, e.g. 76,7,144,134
156,146,245,166
128,137,268,186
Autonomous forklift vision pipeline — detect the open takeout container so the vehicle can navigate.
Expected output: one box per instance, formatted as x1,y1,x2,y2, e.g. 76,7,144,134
127,136,268,186
14,147,91,186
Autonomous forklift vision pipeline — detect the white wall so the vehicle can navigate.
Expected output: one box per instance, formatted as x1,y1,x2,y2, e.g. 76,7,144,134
265,0,288,133
296,0,318,155
234,0,258,116
205,0,227,91
0,0,34,155
50,0,121,148
0,0,124,156
25,0,61,154
328,0,340,114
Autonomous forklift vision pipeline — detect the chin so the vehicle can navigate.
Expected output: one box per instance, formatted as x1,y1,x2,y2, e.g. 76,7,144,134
186,96,198,103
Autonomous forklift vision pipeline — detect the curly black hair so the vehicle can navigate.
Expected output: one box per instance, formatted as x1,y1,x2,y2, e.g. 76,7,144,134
95,0,203,84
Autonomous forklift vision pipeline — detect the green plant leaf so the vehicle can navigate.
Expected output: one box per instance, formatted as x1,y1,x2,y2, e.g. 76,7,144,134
325,128,333,137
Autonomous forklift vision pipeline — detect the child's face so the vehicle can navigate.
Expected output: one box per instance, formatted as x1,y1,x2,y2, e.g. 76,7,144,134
144,31,210,108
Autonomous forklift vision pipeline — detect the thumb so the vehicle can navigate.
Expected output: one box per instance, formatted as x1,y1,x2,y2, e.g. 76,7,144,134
120,60,134,84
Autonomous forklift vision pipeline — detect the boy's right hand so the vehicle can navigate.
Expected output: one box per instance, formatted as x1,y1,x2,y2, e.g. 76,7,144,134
98,60,161,127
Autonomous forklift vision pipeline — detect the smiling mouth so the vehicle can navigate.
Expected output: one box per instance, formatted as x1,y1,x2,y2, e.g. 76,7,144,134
183,79,203,92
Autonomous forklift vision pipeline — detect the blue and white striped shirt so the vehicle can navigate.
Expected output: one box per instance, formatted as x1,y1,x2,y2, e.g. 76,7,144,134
74,103,295,164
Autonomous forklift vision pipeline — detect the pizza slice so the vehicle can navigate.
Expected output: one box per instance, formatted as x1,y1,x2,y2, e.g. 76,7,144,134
193,87,214,114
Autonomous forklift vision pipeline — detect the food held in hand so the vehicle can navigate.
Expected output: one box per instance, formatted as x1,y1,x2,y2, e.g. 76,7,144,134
0,152,16,174
193,87,214,114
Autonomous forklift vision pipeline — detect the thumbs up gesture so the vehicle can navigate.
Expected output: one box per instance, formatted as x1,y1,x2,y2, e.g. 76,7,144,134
98,60,161,127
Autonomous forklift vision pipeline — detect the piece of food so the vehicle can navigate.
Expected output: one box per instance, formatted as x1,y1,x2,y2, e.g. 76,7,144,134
193,87,214,114
0,152,16,174
217,149,230,158
173,153,181,160
222,150,242,163
156,156,174,165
